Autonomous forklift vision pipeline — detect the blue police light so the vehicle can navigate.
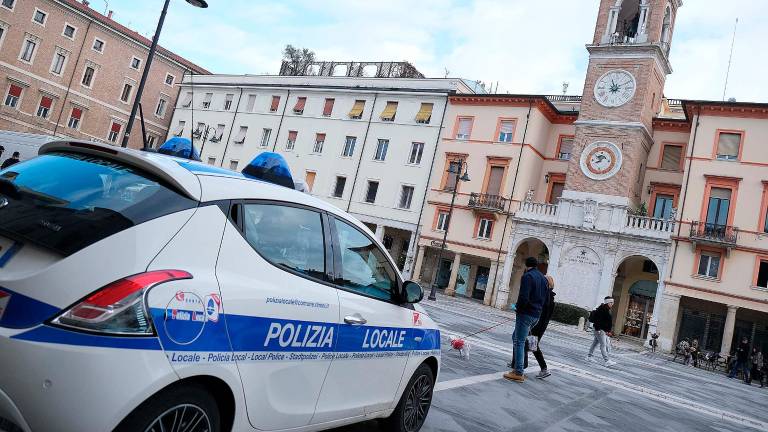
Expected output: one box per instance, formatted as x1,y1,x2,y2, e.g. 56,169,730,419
241,152,295,189
157,137,200,161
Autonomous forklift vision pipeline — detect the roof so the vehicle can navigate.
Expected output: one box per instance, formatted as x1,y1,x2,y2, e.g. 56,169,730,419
59,0,210,74
449,94,579,124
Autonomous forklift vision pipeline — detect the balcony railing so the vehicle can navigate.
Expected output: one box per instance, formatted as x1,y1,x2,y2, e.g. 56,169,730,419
625,214,675,233
468,193,507,212
690,222,739,246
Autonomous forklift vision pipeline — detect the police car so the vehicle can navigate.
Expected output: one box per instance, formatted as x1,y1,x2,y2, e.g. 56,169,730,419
0,140,440,432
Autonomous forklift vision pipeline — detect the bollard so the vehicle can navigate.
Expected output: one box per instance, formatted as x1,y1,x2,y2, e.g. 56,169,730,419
578,316,585,331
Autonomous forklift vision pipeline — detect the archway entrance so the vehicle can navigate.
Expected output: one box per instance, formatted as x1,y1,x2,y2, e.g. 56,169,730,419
506,238,549,308
611,256,659,340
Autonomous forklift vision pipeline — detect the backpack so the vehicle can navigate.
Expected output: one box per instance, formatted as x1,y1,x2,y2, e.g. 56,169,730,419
588,309,596,323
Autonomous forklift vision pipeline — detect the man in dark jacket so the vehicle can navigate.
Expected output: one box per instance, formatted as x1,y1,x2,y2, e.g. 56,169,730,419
504,257,548,383
728,337,751,382
587,296,617,366
1,152,20,169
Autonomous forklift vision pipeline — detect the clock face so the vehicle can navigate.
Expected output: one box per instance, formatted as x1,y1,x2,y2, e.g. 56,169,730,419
580,141,623,181
594,70,636,107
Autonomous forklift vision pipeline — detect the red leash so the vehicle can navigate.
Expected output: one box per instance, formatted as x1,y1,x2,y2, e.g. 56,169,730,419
450,315,517,351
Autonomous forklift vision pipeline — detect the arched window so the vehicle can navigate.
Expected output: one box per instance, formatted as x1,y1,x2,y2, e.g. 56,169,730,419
617,0,642,42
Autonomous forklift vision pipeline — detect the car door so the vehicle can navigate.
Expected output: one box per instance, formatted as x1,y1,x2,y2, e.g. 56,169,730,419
312,216,416,423
215,201,339,431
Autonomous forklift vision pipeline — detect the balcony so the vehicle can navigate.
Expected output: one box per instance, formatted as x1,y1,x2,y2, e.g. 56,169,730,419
516,201,559,224
468,193,507,212
623,214,675,240
690,222,739,249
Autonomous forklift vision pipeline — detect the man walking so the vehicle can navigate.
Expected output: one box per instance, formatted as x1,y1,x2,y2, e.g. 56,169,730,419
504,257,548,383
1,151,20,169
728,336,751,382
587,296,617,367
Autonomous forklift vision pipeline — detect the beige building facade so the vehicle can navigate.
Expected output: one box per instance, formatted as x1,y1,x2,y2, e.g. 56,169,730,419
0,0,208,149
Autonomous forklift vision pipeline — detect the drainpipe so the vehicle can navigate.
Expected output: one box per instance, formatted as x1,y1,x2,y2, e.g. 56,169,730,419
346,93,379,212
53,20,92,136
220,87,244,167
488,100,533,306
403,93,450,279
271,90,291,152
668,105,701,277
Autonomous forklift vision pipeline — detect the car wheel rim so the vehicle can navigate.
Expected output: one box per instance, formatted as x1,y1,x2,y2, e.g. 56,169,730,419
403,374,432,432
145,403,212,432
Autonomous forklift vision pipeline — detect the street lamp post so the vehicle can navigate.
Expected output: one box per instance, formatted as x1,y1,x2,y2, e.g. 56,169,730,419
428,160,470,301
121,0,208,149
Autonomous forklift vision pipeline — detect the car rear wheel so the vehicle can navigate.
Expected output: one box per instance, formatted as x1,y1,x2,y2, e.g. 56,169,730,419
382,363,434,432
114,383,220,432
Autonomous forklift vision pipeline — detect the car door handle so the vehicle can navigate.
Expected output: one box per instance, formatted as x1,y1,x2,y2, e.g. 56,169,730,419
344,313,367,325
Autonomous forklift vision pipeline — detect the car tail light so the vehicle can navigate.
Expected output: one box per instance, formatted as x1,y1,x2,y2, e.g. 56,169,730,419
51,270,192,335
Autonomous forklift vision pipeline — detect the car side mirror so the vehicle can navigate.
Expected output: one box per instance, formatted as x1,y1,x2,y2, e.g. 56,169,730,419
402,281,424,304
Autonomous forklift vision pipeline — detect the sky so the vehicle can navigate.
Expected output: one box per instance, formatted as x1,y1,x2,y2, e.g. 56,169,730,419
105,0,768,102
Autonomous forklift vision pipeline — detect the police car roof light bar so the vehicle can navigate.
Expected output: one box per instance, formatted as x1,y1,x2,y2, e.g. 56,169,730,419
241,152,295,189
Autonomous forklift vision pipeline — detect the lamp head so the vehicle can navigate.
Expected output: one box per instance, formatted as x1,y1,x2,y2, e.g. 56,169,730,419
460,172,470,182
185,0,208,8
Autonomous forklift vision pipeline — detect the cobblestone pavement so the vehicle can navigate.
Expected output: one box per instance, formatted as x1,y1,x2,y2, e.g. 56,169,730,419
332,293,768,432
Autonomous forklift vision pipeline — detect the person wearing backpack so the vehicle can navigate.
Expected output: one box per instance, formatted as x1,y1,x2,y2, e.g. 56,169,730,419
587,296,617,366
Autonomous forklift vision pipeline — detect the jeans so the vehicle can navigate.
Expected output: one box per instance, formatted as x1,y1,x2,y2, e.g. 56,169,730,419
728,360,750,381
512,313,539,374
588,330,610,361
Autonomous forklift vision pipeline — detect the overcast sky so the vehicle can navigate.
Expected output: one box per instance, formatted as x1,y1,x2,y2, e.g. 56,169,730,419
108,0,767,102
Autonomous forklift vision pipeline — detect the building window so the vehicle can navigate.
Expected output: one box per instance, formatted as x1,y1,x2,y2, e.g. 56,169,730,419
293,96,306,114
36,96,53,118
380,101,398,121
229,160,239,171
33,9,47,25
81,66,95,87
20,37,37,63
557,136,574,160
260,128,271,147
51,51,67,75
155,98,167,117
332,176,346,198
342,136,356,157
313,133,325,153
706,187,731,227
661,144,683,170
146,135,157,148
286,130,297,150
349,100,365,119
0,26,5,49
374,139,389,161
756,259,768,289
477,218,493,239
365,180,379,203
415,103,433,124
233,126,248,144
164,73,175,86
107,122,122,143
180,92,192,108
223,93,234,110
4,84,22,108
246,94,257,112
456,117,472,140
485,165,505,196
697,251,721,279
120,82,133,103
305,171,316,192
653,194,674,219
92,38,104,53
202,92,212,109
436,211,449,231
444,160,461,191
173,120,185,136
270,95,280,112
548,182,565,204
207,157,216,165
498,120,515,142
63,24,76,39
211,124,225,142
398,185,414,209
408,142,424,165
1,0,15,10
67,107,82,129
715,131,742,161
130,57,141,70
322,98,334,116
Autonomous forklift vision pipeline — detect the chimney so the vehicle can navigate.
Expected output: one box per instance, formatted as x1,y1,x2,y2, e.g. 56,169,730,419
82,0,90,6
107,10,113,19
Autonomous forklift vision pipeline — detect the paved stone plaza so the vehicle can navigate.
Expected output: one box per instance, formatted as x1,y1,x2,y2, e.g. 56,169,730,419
334,295,767,432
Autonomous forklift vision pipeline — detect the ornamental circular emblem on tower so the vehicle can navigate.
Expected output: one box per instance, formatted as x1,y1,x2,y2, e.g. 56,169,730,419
593,69,636,108
580,141,623,181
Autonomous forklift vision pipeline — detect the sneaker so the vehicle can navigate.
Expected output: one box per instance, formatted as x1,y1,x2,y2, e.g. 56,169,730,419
536,370,551,379
604,360,617,367
503,371,525,383
585,355,593,362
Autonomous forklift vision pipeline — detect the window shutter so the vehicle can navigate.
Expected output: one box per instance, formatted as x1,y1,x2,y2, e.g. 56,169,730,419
315,133,326,142
559,138,574,154
349,100,365,118
71,107,82,119
270,96,280,111
710,187,731,200
8,85,22,97
661,145,682,170
500,121,514,134
380,101,398,121
717,133,741,158
40,96,52,108
246,94,256,112
322,98,334,116
288,130,298,141
486,166,505,196
294,97,306,112
415,103,434,122
181,93,192,107
110,122,121,133
234,126,247,143
457,118,471,137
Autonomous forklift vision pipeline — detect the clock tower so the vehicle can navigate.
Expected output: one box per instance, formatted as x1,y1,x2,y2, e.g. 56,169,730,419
566,0,682,204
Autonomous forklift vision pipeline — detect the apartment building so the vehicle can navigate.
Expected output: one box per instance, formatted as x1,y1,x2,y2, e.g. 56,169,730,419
0,0,208,149
168,73,473,272
412,0,767,354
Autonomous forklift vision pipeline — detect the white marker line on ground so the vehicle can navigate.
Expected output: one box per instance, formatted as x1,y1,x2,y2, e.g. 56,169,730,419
439,331,768,431
435,372,506,392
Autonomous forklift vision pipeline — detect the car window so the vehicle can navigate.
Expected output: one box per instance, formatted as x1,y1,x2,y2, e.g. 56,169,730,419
242,204,325,281
333,218,397,301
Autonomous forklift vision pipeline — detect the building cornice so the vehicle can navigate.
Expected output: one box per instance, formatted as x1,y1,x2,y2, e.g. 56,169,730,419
573,119,653,144
448,95,578,125
586,43,673,75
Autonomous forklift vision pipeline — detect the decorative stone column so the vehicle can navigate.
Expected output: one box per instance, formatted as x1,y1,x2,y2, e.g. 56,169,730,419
720,305,739,355
657,293,681,352
602,6,622,43
494,251,516,309
444,253,461,297
484,261,499,306
411,246,426,283
612,276,628,335
648,261,668,336
402,231,418,279
594,249,618,307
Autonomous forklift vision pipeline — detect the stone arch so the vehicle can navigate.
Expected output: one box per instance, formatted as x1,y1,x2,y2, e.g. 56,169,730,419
510,236,551,258
503,237,551,309
610,254,662,339
613,252,662,276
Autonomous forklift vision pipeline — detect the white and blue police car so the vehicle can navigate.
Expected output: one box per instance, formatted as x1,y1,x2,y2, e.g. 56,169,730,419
0,140,440,432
